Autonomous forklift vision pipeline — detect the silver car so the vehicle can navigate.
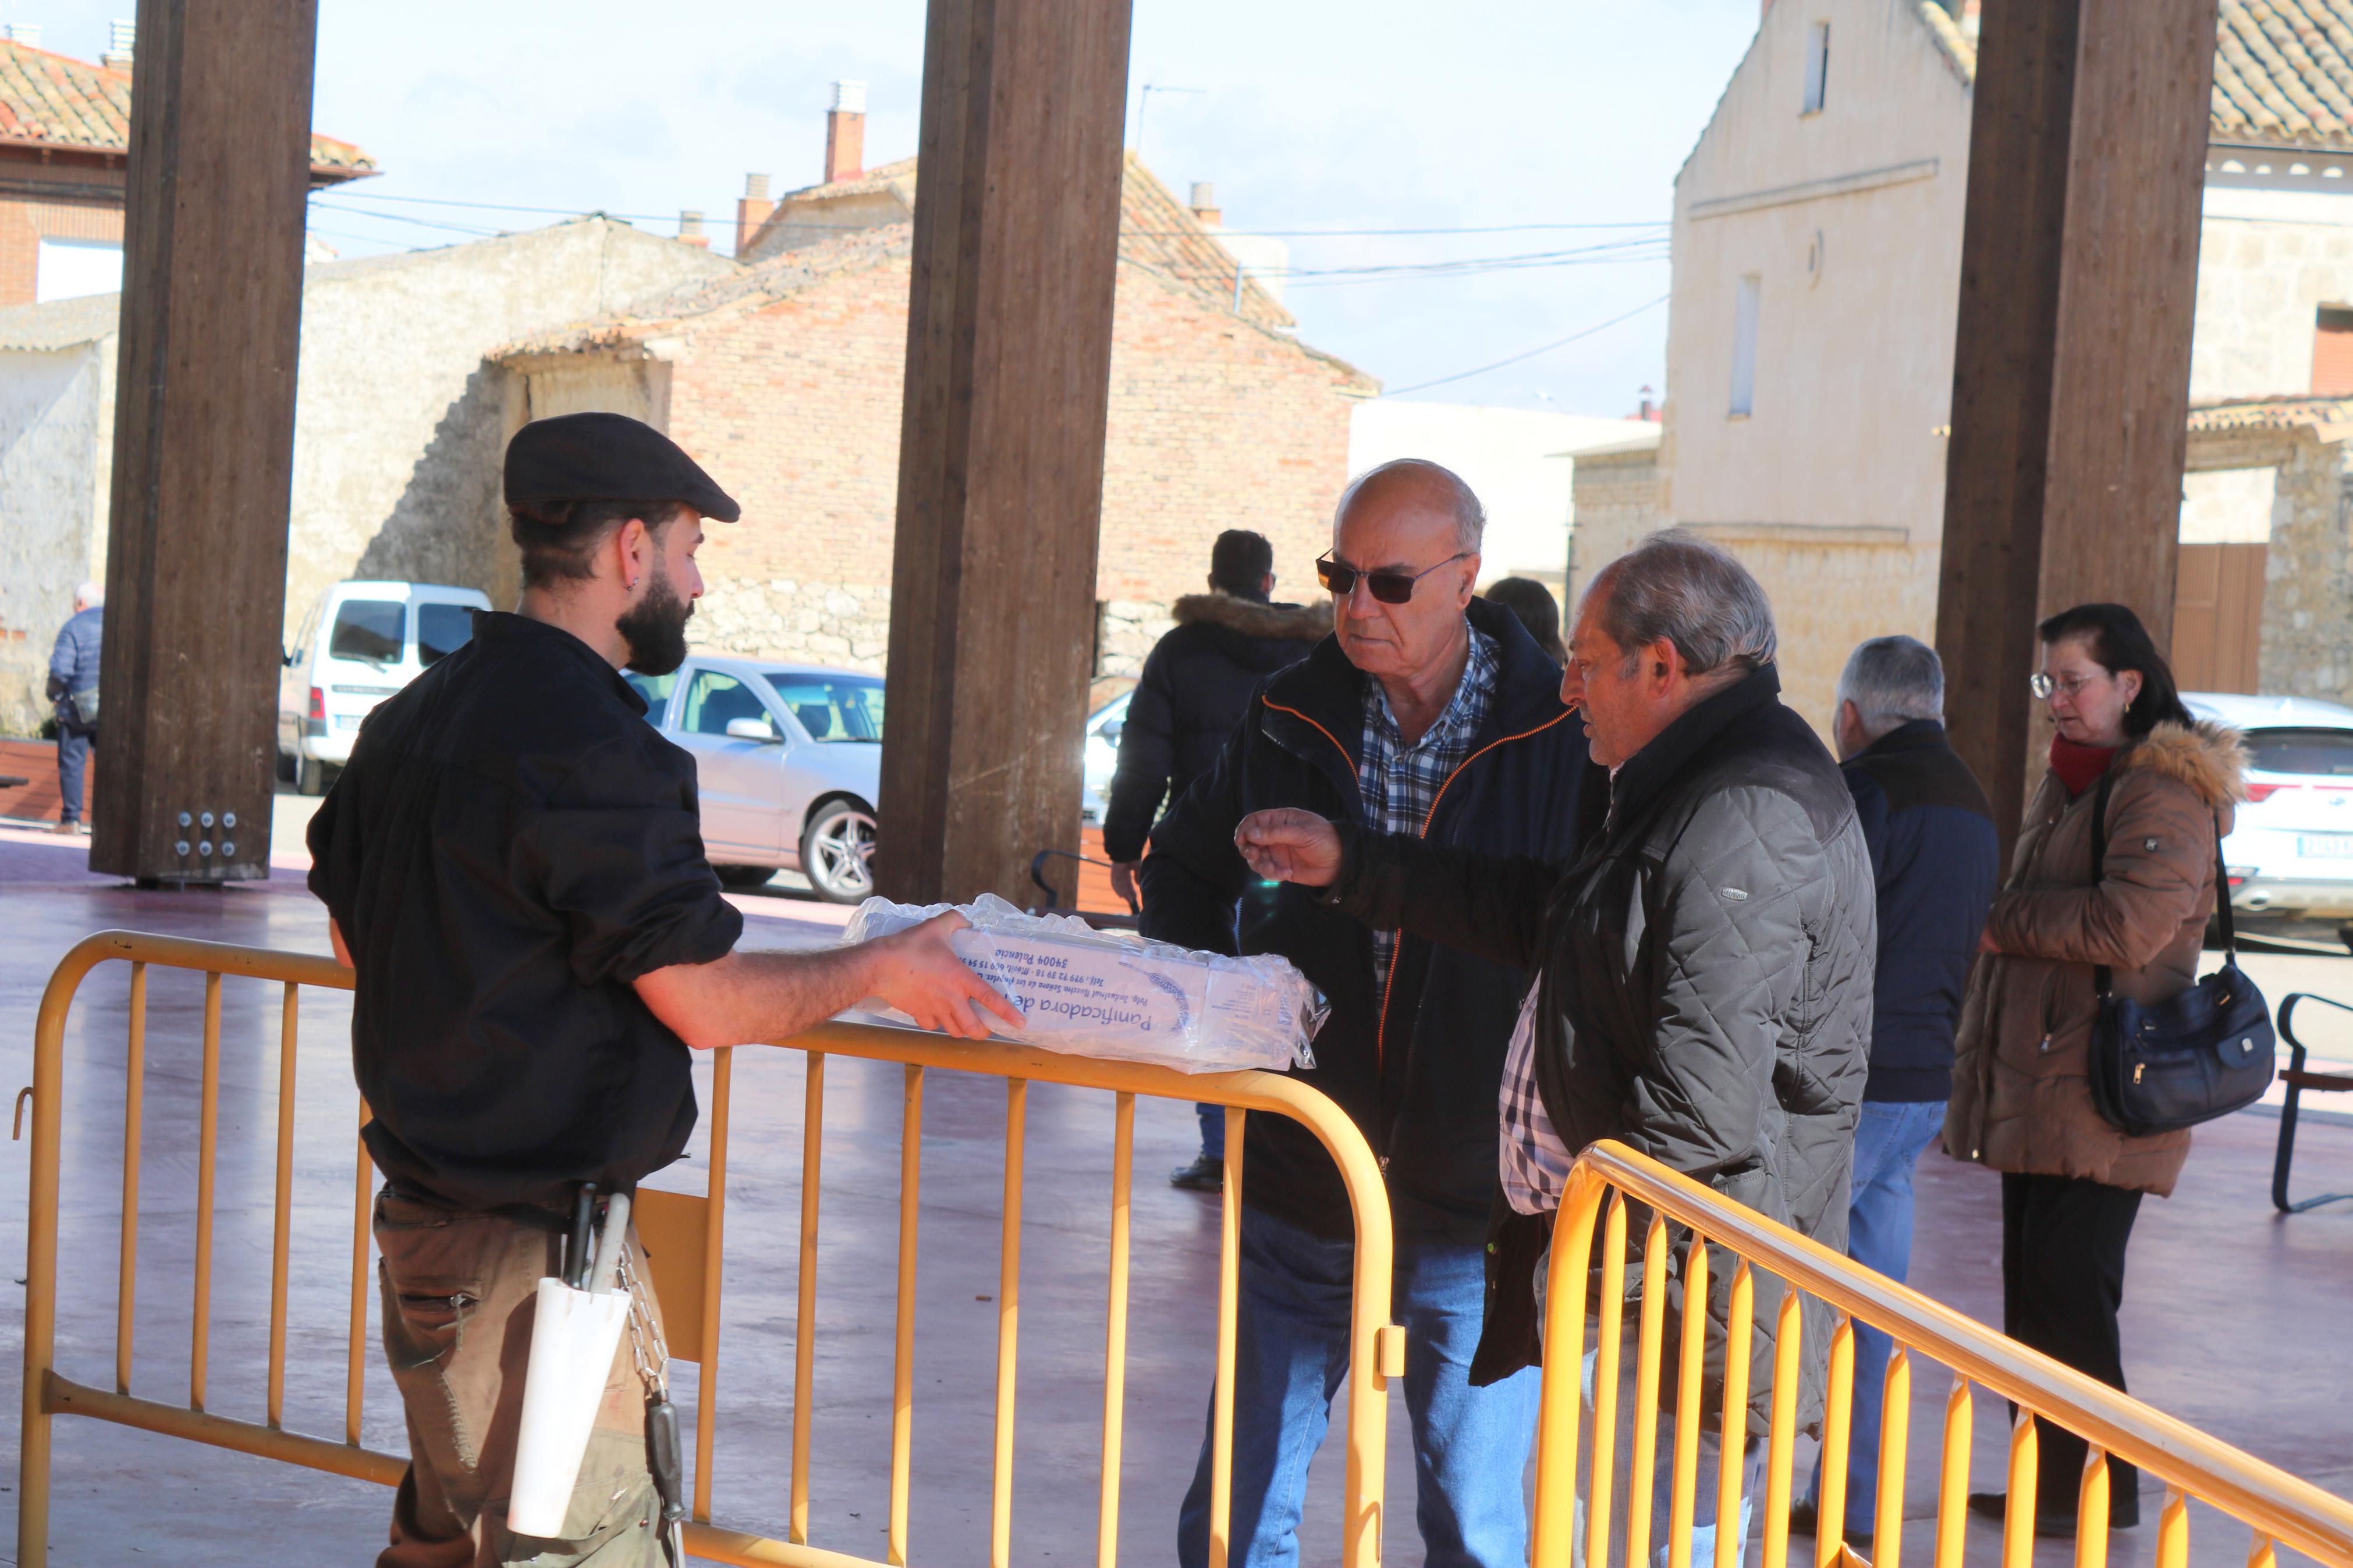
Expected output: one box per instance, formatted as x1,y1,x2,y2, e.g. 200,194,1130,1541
625,656,882,903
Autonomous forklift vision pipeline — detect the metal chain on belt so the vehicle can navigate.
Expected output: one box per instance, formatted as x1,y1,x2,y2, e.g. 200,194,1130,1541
615,1244,669,1398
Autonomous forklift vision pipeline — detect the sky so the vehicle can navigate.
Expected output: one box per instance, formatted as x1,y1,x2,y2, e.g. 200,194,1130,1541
13,0,1762,416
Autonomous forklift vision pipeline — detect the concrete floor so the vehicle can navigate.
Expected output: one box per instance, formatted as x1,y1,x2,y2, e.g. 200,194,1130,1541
0,821,2347,1567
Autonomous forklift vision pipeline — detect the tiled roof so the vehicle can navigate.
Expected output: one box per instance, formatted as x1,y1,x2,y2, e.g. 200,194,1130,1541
0,38,376,178
2188,392,2353,430
1921,0,2353,152
755,150,1291,330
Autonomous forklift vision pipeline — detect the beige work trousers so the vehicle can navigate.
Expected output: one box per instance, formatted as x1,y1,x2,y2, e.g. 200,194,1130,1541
373,1191,665,1568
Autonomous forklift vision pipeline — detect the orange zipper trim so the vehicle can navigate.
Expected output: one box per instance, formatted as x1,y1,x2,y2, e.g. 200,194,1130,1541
1261,698,1359,783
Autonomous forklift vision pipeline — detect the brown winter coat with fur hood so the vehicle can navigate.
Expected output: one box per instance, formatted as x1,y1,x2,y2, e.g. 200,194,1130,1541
1944,719,2248,1195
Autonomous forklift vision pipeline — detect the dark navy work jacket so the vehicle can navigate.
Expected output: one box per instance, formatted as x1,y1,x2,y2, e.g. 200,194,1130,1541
1841,719,2000,1103
1140,598,1596,1245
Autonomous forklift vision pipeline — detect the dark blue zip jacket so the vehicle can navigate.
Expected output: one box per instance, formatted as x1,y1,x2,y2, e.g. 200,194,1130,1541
1140,597,1596,1245
1841,719,2000,1102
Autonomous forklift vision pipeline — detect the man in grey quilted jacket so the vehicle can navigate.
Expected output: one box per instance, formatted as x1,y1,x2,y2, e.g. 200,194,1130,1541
1236,531,1872,1566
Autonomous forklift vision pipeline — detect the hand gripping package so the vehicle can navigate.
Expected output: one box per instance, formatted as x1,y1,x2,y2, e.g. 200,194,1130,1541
841,894,1325,1073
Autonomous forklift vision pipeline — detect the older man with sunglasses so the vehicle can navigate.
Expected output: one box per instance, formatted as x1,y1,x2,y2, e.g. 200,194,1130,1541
1143,459,1596,1568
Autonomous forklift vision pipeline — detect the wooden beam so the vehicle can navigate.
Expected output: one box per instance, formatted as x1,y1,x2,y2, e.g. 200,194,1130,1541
879,0,1134,905
91,0,318,883
1936,0,2218,833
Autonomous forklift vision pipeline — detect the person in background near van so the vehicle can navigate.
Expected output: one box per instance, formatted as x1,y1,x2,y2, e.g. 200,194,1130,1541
45,579,102,835
1479,576,1564,664
1147,461,1589,1568
1103,527,1328,1192
1790,636,1997,1548
1946,603,2244,1537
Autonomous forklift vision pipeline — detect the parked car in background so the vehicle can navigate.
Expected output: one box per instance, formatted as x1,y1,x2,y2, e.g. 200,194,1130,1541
625,655,882,903
2186,691,2353,919
1080,689,1131,824
279,580,492,794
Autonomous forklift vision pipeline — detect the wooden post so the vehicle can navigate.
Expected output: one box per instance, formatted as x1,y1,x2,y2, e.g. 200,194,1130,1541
1935,0,2218,834
879,0,1133,905
91,0,319,883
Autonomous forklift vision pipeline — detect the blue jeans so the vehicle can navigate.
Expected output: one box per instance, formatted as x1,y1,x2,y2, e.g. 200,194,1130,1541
1808,1099,1945,1533
1571,1342,1761,1568
1176,1204,1540,1568
1197,1103,1226,1160
56,720,92,824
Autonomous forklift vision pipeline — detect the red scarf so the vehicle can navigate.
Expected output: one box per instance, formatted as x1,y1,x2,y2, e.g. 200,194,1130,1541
2050,734,2121,798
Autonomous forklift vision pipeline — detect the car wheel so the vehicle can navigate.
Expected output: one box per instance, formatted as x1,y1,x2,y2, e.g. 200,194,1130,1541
714,865,776,890
801,799,878,904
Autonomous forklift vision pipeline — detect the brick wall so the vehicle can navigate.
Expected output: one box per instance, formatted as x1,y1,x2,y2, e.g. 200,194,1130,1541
660,254,1369,670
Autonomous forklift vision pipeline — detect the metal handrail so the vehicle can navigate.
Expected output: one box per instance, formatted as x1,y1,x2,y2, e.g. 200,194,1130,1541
1534,1141,2353,1568
20,929,1397,1568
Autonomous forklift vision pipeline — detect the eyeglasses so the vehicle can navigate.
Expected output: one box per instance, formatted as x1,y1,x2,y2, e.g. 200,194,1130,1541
1316,550,1470,605
2030,670,2110,700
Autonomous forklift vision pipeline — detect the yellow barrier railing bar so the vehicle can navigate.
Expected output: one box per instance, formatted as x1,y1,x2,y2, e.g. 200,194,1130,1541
791,1051,824,1545
886,1060,920,1565
1210,1103,1244,1568
21,929,1397,1568
191,969,221,1412
1097,1089,1135,1568
992,1075,1027,1568
695,1041,735,1526
1584,1193,1627,1568
267,982,298,1429
1535,1142,2353,1568
113,961,144,1398
1628,1211,1669,1568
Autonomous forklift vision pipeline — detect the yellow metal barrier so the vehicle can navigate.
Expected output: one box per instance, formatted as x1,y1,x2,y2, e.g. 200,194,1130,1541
1532,1141,2353,1568
19,930,1398,1568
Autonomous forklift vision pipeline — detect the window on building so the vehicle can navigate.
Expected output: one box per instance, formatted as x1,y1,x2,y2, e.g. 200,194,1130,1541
1803,22,1831,113
1729,275,1762,417
2313,305,2353,394
35,238,123,304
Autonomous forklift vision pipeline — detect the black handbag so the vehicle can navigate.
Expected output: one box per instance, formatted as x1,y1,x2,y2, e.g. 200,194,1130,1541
2084,771,2274,1136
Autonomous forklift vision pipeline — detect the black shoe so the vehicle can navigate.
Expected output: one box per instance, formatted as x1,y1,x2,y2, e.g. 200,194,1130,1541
1170,1152,1224,1192
1968,1491,2136,1537
1787,1499,1868,1551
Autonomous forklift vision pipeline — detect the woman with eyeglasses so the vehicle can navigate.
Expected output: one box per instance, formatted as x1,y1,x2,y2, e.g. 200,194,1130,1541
1944,602,2245,1536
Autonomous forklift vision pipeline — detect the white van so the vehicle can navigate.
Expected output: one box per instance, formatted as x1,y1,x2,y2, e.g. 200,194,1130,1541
279,580,492,793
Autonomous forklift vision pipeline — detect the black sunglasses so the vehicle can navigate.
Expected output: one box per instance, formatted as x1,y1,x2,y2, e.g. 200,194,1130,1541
1316,550,1469,605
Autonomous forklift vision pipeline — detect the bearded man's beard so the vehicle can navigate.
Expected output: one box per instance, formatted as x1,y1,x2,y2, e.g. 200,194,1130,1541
618,560,694,675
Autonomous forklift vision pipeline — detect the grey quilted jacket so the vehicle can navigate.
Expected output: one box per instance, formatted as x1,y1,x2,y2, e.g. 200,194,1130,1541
1326,664,1873,1438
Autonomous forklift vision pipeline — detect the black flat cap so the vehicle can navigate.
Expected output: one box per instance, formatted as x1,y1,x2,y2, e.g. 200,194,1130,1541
504,411,741,522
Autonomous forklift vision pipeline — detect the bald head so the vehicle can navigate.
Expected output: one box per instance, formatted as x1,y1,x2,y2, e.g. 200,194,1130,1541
1335,459,1485,554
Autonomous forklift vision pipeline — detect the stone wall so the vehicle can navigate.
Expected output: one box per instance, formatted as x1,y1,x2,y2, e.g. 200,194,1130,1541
1566,445,1665,610
0,342,108,733
2188,424,2353,703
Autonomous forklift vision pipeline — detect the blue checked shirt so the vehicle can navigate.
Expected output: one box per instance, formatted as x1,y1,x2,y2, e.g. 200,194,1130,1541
1358,625,1499,998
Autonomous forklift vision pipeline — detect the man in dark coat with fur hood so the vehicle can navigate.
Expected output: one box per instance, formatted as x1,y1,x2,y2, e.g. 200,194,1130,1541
1105,528,1329,1189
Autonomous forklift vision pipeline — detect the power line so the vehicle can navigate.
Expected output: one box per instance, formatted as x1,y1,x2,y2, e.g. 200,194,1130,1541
323,187,1667,241
1384,294,1669,396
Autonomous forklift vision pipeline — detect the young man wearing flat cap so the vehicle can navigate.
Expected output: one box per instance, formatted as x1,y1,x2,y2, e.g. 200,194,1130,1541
310,412,1018,1567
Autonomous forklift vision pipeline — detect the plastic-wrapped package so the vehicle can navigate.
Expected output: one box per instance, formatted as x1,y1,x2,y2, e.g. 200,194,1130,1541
840,893,1325,1073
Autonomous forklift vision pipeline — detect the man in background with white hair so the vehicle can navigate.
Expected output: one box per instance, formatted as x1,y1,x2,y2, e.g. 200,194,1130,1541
44,579,103,835
1787,635,1999,1546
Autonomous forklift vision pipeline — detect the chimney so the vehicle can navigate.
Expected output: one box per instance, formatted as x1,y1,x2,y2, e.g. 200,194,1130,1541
1638,385,1660,422
101,16,132,69
1188,181,1222,227
824,80,867,185
1958,0,1981,37
734,173,773,255
3,23,42,45
678,210,710,249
